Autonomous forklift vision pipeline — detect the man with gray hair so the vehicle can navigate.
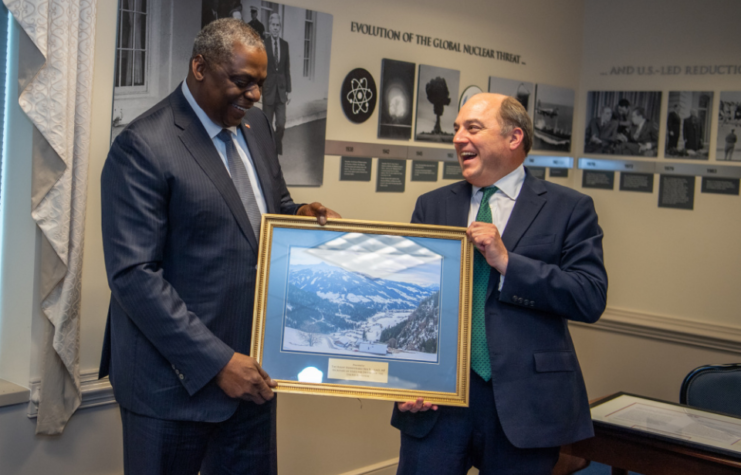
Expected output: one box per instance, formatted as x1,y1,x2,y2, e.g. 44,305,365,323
263,12,291,155
392,94,607,474
99,18,338,475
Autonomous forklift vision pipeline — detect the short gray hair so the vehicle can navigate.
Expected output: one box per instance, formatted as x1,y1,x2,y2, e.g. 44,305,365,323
498,96,533,154
192,18,264,66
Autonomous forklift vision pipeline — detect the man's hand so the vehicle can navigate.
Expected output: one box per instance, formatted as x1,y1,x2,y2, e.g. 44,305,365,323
467,222,508,275
297,202,341,226
397,398,438,413
215,352,277,404
286,92,291,105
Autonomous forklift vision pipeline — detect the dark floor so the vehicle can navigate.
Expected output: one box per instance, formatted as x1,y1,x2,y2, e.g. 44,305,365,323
576,462,643,474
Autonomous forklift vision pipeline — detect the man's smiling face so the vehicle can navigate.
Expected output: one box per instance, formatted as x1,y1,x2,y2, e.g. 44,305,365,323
453,94,515,188
194,42,267,128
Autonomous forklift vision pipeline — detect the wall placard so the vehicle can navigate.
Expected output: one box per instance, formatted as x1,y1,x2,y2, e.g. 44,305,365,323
411,161,439,182
340,157,372,181
325,140,407,159
376,159,407,192
525,155,574,169
582,170,615,189
578,157,655,173
658,175,695,210
550,168,569,178
527,166,546,179
701,177,740,195
620,172,654,193
443,162,464,180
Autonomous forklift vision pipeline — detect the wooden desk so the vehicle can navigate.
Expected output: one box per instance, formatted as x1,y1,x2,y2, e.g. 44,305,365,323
560,414,741,475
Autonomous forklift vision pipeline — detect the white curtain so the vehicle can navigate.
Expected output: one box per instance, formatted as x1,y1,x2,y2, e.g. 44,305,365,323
3,0,97,434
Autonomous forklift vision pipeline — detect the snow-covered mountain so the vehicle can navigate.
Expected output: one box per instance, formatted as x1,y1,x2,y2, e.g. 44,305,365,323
379,291,439,354
285,262,439,333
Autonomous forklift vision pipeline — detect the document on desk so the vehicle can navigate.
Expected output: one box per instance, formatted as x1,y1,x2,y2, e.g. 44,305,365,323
591,393,741,456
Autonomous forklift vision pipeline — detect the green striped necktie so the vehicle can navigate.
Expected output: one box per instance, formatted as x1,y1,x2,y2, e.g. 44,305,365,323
471,186,498,381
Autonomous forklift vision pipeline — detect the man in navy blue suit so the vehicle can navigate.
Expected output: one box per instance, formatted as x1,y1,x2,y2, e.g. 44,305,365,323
99,19,338,475
392,93,607,474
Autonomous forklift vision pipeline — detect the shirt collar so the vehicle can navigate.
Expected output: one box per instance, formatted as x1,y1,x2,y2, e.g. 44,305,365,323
472,164,526,201
181,80,238,140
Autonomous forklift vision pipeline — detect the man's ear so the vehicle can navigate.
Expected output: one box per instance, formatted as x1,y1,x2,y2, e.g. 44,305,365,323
191,55,207,82
509,127,524,151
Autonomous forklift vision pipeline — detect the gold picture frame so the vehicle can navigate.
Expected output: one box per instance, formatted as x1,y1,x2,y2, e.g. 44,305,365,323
251,215,473,406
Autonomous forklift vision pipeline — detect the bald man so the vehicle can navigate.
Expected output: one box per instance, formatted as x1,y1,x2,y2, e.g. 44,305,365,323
391,94,607,475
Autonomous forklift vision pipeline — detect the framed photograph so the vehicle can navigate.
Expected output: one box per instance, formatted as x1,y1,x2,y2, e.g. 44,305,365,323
665,91,713,160
110,0,333,186
584,91,662,157
533,83,575,153
717,91,741,161
415,64,460,143
488,76,534,117
251,215,473,406
378,59,416,140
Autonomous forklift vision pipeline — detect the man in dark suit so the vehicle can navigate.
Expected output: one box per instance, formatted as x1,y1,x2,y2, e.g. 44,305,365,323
667,103,681,151
99,19,338,475
617,106,658,156
683,109,703,152
392,93,607,474
262,12,291,155
247,6,265,38
585,105,618,153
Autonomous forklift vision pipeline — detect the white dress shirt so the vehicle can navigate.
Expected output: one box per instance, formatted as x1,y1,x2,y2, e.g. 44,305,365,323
467,164,527,289
181,81,268,214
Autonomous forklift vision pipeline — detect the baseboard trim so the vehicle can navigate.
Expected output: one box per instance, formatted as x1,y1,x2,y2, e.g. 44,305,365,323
27,371,115,419
337,458,399,475
571,307,741,354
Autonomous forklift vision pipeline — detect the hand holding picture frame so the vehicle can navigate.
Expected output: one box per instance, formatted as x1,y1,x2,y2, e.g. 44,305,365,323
251,215,473,406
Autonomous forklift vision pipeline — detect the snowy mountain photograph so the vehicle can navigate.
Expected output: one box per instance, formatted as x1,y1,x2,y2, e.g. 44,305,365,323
280,234,443,363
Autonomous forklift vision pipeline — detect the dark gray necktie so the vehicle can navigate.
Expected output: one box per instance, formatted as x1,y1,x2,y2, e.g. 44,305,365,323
217,129,262,239
273,38,279,68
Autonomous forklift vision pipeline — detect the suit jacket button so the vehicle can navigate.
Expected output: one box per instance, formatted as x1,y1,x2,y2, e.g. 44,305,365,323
179,374,185,380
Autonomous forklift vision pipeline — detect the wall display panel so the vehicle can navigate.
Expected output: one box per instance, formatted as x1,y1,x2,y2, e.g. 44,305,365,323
378,59,416,140
701,177,740,195
340,157,372,181
110,0,334,186
658,175,695,210
620,172,654,193
584,91,662,157
415,65,460,143
532,84,574,153
664,91,713,160
582,170,614,190
527,166,546,179
717,91,741,162
442,162,463,180
549,168,569,178
411,161,439,182
376,159,406,192
488,76,534,117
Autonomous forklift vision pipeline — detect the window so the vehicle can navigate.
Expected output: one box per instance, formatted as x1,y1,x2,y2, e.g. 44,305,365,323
115,0,148,91
303,10,316,79
0,2,9,187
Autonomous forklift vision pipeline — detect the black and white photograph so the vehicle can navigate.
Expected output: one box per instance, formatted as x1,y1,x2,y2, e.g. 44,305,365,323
415,64,460,143
488,76,534,117
664,91,713,160
281,238,443,363
584,91,662,157
532,84,574,152
378,59,416,140
111,0,333,186
717,91,741,161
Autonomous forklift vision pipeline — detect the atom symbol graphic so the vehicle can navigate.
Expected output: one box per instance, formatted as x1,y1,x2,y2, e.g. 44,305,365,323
346,78,374,115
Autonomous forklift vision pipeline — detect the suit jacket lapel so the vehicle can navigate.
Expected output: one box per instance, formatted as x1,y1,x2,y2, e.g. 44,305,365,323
448,181,472,227
240,121,277,213
487,172,547,297
501,173,547,250
171,88,259,250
